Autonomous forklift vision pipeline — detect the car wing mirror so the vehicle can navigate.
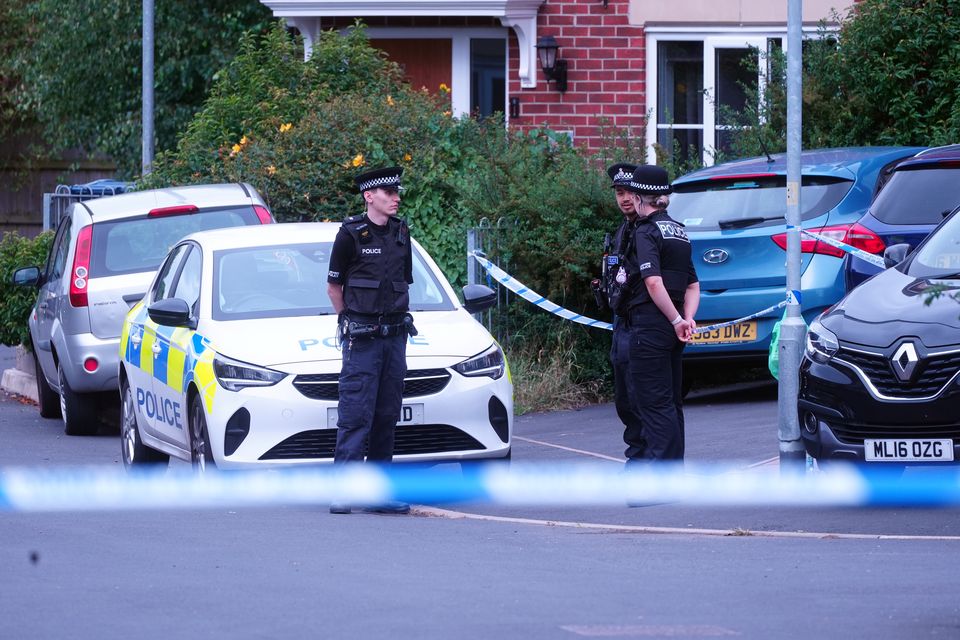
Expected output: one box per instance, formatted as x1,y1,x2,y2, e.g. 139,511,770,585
462,284,497,314
883,243,911,268
148,297,196,329
12,266,41,287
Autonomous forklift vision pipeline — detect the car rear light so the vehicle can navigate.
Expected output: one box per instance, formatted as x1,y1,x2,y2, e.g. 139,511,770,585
83,358,98,372
253,205,274,224
771,223,885,258
148,204,199,217
69,225,93,307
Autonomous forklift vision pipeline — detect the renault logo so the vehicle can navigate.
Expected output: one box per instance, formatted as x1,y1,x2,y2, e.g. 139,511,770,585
891,342,919,382
703,248,729,264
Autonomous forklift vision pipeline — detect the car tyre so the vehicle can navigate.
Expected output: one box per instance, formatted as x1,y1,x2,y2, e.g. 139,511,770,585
189,394,216,472
58,362,99,436
120,379,168,469
33,348,61,419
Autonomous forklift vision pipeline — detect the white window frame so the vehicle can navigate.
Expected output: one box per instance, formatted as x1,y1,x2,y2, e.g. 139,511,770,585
363,27,510,119
645,26,826,166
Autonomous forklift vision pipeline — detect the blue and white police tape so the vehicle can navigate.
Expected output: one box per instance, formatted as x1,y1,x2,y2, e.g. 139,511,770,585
800,229,887,268
2,462,960,512
470,252,785,334
471,252,613,330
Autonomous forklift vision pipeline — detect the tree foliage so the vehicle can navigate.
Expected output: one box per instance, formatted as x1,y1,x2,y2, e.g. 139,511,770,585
13,0,271,176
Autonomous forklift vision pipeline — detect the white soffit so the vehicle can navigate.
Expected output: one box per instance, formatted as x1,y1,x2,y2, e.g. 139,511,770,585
261,1,545,87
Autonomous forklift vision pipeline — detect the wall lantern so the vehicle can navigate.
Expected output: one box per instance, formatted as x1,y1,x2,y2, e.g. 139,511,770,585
535,35,568,93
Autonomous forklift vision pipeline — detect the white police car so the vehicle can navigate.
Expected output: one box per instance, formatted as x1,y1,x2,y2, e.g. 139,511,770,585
118,222,512,470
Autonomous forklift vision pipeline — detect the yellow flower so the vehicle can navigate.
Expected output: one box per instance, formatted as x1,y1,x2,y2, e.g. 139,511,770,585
267,165,276,176
403,153,412,162
279,123,292,133
443,110,451,117
230,143,242,155
386,95,395,107
351,153,365,168
239,135,249,146
439,83,450,93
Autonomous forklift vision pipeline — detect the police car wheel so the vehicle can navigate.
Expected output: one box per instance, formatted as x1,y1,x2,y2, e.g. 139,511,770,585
33,346,61,419
58,362,99,436
120,379,169,469
189,394,216,471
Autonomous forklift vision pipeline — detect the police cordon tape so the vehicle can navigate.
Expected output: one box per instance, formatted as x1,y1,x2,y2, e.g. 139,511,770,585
471,252,784,334
2,462,960,512
800,228,887,269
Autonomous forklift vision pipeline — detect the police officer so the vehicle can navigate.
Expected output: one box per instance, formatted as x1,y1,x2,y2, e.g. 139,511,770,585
622,165,699,461
326,166,414,514
602,163,646,459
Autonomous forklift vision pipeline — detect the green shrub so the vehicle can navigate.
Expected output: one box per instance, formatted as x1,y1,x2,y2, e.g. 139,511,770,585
0,231,53,347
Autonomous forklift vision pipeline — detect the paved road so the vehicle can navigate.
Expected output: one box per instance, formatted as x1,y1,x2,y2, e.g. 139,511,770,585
2,384,960,639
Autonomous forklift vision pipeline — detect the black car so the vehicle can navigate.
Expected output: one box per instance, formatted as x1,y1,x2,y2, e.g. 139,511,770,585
798,208,960,466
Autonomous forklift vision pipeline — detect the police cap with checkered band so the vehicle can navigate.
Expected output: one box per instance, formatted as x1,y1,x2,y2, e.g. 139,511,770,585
354,166,404,194
606,163,637,188
624,164,672,195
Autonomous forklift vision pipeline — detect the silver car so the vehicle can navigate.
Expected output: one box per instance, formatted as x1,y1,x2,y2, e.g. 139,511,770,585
13,183,275,435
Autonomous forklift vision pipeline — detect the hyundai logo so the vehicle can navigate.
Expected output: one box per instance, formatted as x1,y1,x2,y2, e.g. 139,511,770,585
703,248,729,264
891,342,919,383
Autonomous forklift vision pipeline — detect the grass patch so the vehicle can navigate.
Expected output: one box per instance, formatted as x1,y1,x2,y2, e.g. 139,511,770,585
506,332,608,415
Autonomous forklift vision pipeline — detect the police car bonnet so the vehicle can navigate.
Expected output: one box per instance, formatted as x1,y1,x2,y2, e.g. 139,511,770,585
607,163,637,188
355,166,403,193
625,165,672,195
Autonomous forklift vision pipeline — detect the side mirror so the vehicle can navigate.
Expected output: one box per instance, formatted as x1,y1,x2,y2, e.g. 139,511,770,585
12,266,41,287
148,298,195,328
462,284,497,314
883,243,911,268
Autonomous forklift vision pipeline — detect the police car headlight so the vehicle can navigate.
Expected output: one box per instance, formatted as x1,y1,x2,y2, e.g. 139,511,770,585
804,317,839,363
213,354,286,392
453,344,505,379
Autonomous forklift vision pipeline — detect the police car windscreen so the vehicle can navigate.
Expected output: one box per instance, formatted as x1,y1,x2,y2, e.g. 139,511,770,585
212,242,454,321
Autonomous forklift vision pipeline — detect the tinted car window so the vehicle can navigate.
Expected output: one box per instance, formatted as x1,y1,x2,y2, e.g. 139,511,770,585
92,206,260,278
152,243,191,302
212,242,454,321
671,176,853,231
173,246,202,314
49,220,72,281
869,166,960,225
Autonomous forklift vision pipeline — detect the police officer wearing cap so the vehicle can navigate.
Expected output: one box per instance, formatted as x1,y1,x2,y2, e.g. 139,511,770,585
326,166,414,514
601,163,646,459
622,165,700,461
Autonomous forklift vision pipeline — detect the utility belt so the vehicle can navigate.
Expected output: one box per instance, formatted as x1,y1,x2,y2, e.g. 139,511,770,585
624,301,683,327
339,312,417,340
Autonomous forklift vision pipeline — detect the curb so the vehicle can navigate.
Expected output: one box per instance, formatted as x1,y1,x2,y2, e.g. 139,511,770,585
1,368,38,403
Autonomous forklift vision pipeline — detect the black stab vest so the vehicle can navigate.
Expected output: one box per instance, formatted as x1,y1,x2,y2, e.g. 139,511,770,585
341,215,410,316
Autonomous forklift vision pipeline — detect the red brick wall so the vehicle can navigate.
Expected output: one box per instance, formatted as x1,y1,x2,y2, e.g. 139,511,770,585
508,0,646,152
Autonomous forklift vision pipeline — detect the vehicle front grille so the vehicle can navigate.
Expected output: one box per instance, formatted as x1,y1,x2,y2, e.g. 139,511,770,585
829,422,960,445
837,348,960,399
259,424,485,460
292,368,451,401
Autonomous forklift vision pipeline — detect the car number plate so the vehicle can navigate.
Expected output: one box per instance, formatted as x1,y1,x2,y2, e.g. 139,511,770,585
690,320,757,345
864,439,954,462
327,404,424,428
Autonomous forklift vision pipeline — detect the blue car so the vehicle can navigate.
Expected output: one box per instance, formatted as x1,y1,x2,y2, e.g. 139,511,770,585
845,144,960,290
668,147,924,377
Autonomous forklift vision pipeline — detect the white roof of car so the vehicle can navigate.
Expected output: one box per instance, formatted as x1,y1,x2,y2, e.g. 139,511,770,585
77,183,261,222
185,221,342,250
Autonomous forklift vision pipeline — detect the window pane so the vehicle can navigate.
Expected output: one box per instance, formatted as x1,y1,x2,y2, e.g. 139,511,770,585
715,47,758,125
471,38,506,119
657,128,703,168
657,41,703,125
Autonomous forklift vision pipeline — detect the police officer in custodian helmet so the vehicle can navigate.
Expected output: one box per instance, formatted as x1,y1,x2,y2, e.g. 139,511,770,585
622,165,700,461
326,166,414,513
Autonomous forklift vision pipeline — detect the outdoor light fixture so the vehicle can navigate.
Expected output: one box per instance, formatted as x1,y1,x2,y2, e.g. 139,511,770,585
509,97,521,119
536,35,567,92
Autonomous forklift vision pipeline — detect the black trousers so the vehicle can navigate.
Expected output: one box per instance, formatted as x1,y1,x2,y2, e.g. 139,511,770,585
626,306,685,461
334,333,407,463
611,316,645,458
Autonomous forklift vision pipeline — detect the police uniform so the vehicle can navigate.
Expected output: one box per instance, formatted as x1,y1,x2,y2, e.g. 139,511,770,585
623,165,698,461
326,167,413,512
603,163,646,459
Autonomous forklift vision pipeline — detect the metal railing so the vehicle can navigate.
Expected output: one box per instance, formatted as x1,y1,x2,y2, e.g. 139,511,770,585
466,217,517,344
42,180,131,231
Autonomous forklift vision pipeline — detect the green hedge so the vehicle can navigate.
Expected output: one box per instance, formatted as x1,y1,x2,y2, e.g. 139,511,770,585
0,231,53,348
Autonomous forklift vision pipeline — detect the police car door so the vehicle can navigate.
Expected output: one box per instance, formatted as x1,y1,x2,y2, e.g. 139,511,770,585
146,243,201,449
132,243,191,445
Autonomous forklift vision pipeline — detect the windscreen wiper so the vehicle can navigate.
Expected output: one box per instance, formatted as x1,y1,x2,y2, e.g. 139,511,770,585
717,215,785,230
